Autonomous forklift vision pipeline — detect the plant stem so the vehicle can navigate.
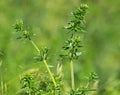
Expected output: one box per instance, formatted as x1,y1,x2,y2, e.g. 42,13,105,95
43,60,57,87
29,90,31,95
30,40,40,55
1,77,3,95
0,60,3,95
70,60,75,90
4,82,7,95
86,81,90,88
80,89,96,92
30,39,56,87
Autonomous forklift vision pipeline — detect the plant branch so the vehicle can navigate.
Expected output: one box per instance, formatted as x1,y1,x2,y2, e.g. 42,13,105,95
30,39,56,87
70,59,75,90
43,60,57,87
30,40,40,55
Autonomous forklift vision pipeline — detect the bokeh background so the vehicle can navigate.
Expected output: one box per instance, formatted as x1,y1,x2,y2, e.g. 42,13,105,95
0,0,120,95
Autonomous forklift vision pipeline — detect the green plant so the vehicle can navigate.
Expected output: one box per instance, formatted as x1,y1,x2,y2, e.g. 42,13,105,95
0,52,7,95
13,19,63,95
62,4,99,95
13,3,98,95
13,19,56,85
63,3,86,90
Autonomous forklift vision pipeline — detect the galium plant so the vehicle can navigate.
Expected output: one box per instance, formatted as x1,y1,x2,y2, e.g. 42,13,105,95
63,4,88,90
62,4,98,94
13,20,63,95
64,4,88,33
0,52,7,95
17,69,63,95
13,19,56,86
13,3,98,95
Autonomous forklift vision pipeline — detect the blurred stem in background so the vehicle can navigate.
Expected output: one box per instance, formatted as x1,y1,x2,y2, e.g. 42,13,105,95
70,59,75,90
0,60,7,95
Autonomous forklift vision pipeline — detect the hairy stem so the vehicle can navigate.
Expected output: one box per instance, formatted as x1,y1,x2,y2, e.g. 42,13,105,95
70,60,75,90
43,60,57,87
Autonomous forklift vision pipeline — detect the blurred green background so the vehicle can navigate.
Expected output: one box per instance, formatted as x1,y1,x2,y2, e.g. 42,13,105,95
0,0,120,95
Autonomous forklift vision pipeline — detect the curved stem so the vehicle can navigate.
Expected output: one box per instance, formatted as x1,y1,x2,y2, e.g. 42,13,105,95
43,60,57,87
70,60,75,90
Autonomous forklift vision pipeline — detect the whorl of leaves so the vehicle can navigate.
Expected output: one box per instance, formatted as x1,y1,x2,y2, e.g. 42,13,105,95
65,4,88,33
63,35,82,59
13,19,31,40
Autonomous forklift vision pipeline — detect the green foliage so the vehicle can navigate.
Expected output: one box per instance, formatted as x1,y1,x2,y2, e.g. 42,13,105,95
13,3,98,95
62,4,91,92
88,72,99,83
17,71,63,95
63,35,82,59
1,0,120,95
0,1,100,95
13,19,31,40
63,4,88,60
19,73,37,95
70,72,98,95
13,19,59,94
34,47,49,61
14,20,23,32
65,4,88,33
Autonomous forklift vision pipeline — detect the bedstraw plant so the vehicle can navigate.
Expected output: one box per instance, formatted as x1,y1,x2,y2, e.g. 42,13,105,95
62,4,98,94
13,19,62,95
13,3,98,95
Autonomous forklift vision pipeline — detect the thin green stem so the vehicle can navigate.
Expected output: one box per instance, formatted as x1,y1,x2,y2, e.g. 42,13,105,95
70,60,75,90
43,60,57,87
30,39,56,87
1,77,3,95
85,81,90,88
80,89,96,92
0,60,3,95
30,40,40,55
4,82,7,95
29,90,31,95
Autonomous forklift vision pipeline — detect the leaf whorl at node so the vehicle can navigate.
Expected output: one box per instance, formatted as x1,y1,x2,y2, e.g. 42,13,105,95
13,19,31,40
65,4,88,33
